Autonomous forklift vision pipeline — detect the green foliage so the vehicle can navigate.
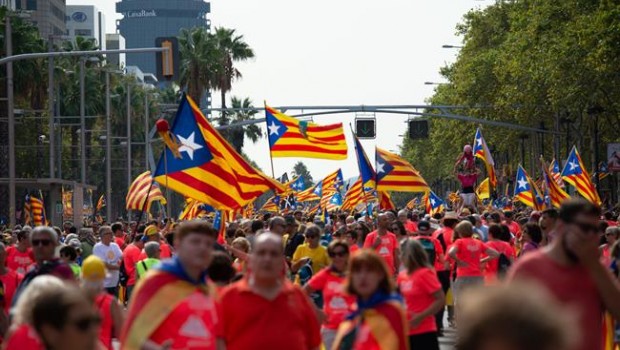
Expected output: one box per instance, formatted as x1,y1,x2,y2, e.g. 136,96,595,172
402,0,620,188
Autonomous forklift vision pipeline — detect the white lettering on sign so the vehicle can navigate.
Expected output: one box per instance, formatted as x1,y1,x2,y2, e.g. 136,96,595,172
123,10,157,18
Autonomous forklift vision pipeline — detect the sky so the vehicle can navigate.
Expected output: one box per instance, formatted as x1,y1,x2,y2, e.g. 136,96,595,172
68,0,491,182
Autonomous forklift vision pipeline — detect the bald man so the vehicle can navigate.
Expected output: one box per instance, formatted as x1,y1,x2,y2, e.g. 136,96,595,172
217,233,321,350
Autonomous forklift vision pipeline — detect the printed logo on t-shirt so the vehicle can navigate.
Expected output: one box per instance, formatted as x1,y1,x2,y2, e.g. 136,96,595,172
399,280,413,293
179,315,211,339
466,243,480,252
378,247,389,256
329,296,347,310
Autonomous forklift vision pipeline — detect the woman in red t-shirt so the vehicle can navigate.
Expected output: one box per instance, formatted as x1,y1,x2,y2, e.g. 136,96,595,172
448,221,498,306
482,224,515,285
303,240,356,350
398,238,445,350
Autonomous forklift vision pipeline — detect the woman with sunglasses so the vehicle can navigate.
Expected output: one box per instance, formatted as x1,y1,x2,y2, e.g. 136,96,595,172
391,221,409,243
398,239,445,350
303,240,356,350
600,227,620,267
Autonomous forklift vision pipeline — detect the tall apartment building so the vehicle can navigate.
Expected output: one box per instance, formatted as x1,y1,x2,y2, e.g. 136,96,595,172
106,33,126,68
15,0,66,39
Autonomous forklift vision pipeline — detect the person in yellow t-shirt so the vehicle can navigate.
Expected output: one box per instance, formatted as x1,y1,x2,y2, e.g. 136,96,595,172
291,225,331,273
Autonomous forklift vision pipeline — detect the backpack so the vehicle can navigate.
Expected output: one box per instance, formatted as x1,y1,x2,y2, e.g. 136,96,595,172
418,238,436,265
118,260,128,287
497,253,512,278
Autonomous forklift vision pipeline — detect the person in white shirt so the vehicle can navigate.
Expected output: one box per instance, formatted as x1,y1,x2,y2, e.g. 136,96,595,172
92,225,123,297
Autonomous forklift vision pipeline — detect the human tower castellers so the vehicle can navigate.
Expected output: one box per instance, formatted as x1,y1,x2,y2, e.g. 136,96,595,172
454,144,480,214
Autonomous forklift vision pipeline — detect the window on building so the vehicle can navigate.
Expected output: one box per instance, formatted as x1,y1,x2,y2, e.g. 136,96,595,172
75,29,92,37
26,0,36,10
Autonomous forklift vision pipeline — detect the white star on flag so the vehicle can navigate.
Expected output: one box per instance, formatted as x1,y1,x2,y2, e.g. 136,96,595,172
569,161,578,171
430,198,436,206
376,161,386,174
476,138,483,147
268,122,280,136
517,177,528,190
177,132,203,160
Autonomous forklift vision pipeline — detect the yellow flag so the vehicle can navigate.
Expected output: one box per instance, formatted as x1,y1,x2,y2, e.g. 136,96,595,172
476,177,490,200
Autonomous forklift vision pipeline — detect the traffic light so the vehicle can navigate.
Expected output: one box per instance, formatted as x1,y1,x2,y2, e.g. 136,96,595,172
408,120,429,139
155,37,179,81
355,118,376,139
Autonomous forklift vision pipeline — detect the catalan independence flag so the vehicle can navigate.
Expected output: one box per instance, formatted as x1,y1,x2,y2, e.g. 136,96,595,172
549,159,565,188
179,198,214,220
321,168,345,194
260,195,281,212
342,178,364,211
265,105,348,159
514,165,540,209
376,147,430,193
352,132,376,187
126,171,167,211
154,95,285,210
473,128,497,187
541,157,570,208
378,191,396,211
561,146,601,206
30,195,46,226
424,191,445,216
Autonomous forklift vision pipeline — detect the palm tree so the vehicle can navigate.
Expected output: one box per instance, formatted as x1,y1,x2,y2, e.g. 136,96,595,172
226,96,262,153
178,27,217,106
211,27,254,126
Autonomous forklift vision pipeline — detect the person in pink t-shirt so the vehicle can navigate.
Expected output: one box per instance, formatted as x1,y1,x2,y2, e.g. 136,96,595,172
363,213,400,275
398,238,445,350
455,168,479,213
448,221,498,306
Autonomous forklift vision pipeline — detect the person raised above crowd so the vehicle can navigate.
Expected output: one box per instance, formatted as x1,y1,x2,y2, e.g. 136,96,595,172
216,233,322,350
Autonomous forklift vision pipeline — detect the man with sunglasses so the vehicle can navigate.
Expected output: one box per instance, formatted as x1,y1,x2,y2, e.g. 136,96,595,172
508,199,620,350
12,226,74,306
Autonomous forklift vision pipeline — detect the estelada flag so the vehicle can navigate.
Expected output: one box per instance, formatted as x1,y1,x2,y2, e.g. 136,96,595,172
376,147,429,193
153,95,285,210
473,128,497,187
126,171,167,211
265,104,348,160
561,146,601,206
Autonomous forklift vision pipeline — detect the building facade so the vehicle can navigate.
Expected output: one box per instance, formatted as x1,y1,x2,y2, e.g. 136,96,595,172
15,0,66,39
65,5,106,50
116,0,210,75
106,33,126,68
0,0,16,10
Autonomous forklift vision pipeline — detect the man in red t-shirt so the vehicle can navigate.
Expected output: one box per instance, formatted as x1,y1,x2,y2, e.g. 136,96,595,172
0,243,22,316
363,213,400,275
502,211,521,238
111,222,127,251
398,210,418,235
508,199,620,350
5,230,34,275
122,234,144,302
217,233,321,350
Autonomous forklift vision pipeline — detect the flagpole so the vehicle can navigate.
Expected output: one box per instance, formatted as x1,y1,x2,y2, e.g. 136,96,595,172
348,124,373,217
264,102,276,178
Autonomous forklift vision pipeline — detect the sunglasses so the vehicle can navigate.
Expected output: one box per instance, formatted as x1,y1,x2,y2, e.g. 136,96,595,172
605,233,616,237
32,239,52,247
572,221,598,234
71,315,101,331
329,250,348,258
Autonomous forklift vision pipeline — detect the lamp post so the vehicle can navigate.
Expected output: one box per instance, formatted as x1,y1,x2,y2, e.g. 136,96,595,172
79,57,86,186
442,44,464,49
144,93,149,171
126,81,132,195
588,106,603,196
6,16,15,226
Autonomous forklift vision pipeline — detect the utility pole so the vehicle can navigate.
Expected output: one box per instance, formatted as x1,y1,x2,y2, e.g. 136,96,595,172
126,81,132,196
48,35,55,179
6,16,15,227
144,93,149,171
105,71,112,222
79,57,86,185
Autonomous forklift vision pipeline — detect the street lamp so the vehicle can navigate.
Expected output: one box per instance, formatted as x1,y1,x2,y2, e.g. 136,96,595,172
424,82,444,85
442,44,464,49
105,70,123,225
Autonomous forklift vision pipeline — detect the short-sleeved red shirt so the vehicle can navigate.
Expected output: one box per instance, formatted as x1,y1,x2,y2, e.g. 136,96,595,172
0,270,22,314
453,238,487,277
5,246,35,275
507,251,603,350
483,240,514,284
363,231,398,275
307,268,356,329
217,279,321,350
123,244,142,287
397,267,442,335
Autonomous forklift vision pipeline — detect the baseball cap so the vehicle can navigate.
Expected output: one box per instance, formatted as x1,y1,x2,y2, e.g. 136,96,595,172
144,225,159,236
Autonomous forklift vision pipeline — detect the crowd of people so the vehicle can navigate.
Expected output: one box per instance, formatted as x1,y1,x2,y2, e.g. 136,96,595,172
0,197,618,350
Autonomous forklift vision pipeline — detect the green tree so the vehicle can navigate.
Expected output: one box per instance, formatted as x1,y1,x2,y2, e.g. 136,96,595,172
178,27,217,106
212,27,254,125
292,161,313,189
